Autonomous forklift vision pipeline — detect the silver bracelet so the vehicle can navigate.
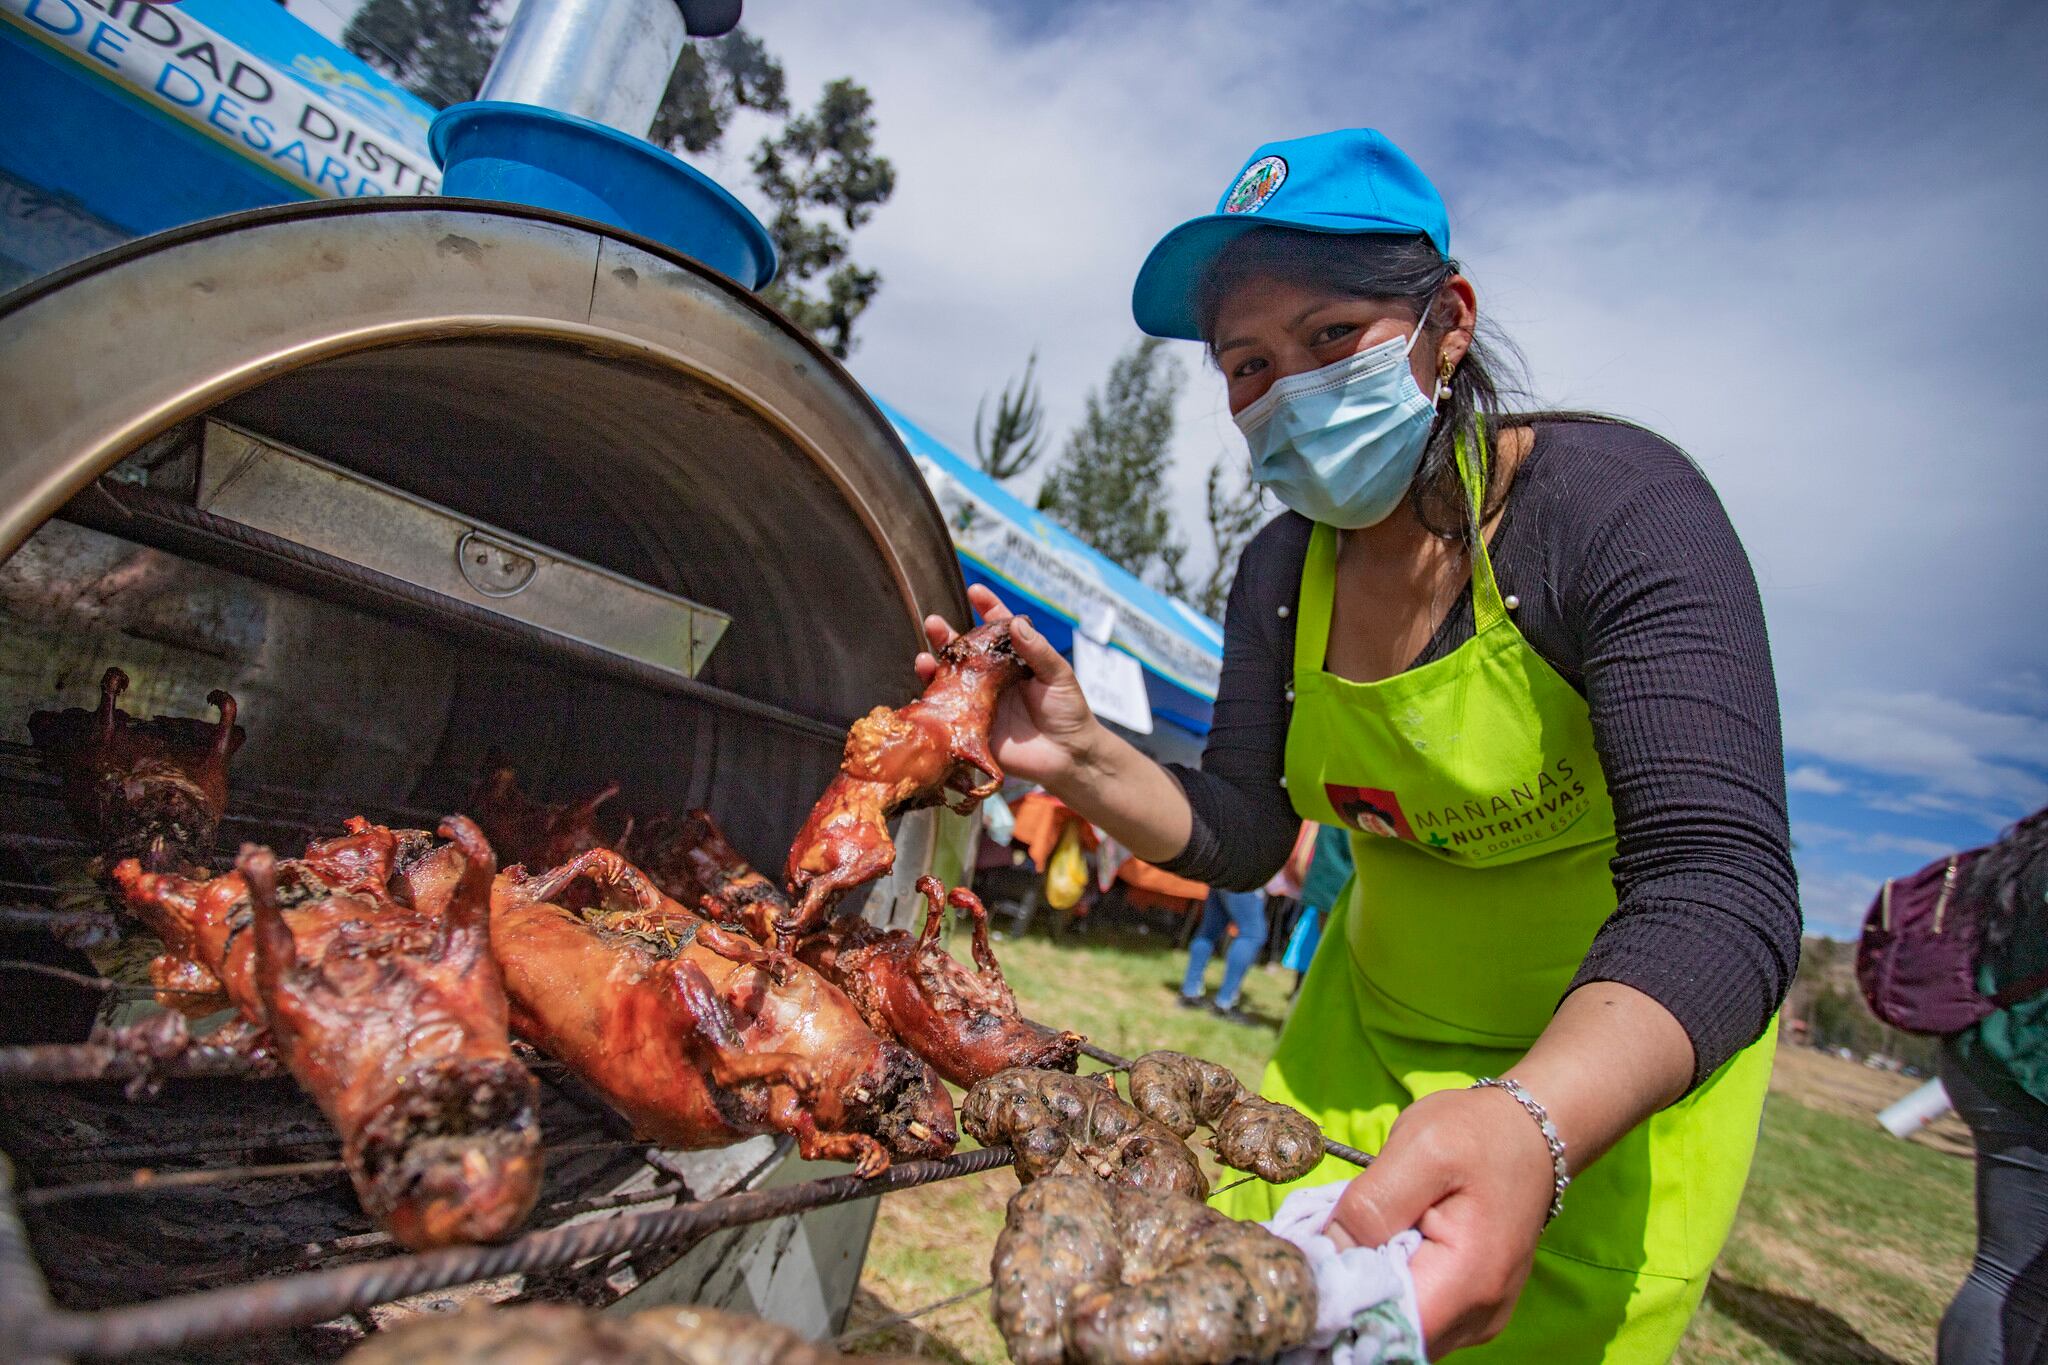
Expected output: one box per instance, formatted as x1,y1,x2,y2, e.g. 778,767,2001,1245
1473,1077,1570,1224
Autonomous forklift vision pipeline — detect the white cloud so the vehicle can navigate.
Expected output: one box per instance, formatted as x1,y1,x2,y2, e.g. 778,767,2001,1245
1785,689,2048,814
1792,821,1953,864
1798,865,1882,940
1786,765,1846,796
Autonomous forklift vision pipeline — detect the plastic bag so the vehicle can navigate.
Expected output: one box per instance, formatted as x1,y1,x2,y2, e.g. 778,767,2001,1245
1046,821,1087,910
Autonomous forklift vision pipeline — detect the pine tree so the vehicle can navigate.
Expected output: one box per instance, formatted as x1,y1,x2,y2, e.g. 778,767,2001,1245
752,79,896,360
343,0,501,109
974,352,1048,482
341,17,894,358
1037,338,1185,579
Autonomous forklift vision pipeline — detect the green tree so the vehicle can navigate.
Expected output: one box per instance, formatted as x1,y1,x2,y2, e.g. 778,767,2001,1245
342,17,894,357
648,29,789,153
343,0,501,109
1037,338,1184,579
752,79,896,359
1162,457,1265,619
974,352,1048,482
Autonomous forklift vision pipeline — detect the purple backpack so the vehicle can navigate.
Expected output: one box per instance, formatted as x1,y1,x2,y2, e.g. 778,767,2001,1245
1857,848,2048,1034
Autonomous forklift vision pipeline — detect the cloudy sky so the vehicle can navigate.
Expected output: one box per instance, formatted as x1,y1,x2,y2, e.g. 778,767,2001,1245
295,0,2048,936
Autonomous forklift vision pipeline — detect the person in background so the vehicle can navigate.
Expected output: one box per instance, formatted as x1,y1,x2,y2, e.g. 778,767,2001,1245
1282,822,1356,996
1943,804,2048,1365
1180,884,1270,1022
1262,821,1319,970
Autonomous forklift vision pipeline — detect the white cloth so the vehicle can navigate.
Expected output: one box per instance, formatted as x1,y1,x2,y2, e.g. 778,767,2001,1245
1263,1183,1428,1365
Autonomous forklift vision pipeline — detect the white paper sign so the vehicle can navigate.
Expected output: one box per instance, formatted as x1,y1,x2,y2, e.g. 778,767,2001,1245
1079,601,1118,646
1072,633,1153,734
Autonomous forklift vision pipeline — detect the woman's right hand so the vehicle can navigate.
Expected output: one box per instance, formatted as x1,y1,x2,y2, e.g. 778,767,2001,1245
917,583,1102,790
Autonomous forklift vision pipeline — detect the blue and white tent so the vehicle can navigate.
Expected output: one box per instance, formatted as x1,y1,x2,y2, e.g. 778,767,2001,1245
877,400,1222,757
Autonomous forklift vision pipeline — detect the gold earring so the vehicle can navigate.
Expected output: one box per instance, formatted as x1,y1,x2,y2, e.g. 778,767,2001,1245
1436,354,1456,401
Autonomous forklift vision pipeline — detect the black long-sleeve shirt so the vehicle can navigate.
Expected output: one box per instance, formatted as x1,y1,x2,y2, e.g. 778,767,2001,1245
1160,419,1801,1088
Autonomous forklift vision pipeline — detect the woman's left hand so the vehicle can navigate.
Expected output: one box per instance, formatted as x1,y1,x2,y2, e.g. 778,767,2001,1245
1324,1084,1558,1356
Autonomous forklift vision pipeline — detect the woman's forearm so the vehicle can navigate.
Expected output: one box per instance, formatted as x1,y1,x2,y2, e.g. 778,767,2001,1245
1503,981,1695,1176
1051,723,1195,864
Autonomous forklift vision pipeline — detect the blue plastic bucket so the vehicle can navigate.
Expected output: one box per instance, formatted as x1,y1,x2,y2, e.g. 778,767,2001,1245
430,102,778,290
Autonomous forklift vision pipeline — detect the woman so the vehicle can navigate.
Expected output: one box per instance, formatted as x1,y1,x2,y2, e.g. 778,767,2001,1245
918,128,1798,1360
1943,805,2048,1364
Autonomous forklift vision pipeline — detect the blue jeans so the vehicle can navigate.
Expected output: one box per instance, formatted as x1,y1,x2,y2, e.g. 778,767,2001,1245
1940,1040,2048,1365
1181,888,1268,1009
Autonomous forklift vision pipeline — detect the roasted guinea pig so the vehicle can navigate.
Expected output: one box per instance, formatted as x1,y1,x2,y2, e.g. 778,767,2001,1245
799,877,1081,1088
962,1067,1206,1199
643,806,1080,1087
463,846,956,1178
468,764,624,872
345,1302,918,1365
783,620,1029,945
991,1175,1317,1365
110,817,543,1249
1127,1050,1323,1183
28,667,244,872
628,808,785,944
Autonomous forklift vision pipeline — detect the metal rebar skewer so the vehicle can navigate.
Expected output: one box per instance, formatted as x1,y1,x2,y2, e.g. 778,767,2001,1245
15,1144,1019,1359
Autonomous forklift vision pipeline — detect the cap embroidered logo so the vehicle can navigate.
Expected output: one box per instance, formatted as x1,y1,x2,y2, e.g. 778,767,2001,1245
1223,156,1287,214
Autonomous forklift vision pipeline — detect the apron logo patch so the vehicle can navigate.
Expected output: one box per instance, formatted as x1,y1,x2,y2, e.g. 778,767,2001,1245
1326,785,1416,841
1393,757,1594,857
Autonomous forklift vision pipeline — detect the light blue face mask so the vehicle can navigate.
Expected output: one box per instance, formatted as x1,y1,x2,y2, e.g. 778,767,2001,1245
1232,309,1439,529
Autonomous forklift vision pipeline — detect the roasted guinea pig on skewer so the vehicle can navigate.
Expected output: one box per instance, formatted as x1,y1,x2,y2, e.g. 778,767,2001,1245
799,877,1081,1088
468,764,625,872
110,817,543,1249
638,807,1080,1087
628,808,786,944
28,667,244,872
440,844,956,1178
782,620,1029,945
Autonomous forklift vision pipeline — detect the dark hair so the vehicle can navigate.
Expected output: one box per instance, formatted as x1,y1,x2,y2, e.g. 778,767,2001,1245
1969,804,2048,953
1196,227,1577,543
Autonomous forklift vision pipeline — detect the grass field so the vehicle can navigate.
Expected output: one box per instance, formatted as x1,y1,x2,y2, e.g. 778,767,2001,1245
841,919,1976,1363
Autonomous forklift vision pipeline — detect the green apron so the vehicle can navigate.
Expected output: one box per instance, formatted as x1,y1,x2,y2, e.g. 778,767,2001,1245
1215,430,1776,1363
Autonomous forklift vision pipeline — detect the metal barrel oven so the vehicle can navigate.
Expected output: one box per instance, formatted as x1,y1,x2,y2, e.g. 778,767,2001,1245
0,197,976,1356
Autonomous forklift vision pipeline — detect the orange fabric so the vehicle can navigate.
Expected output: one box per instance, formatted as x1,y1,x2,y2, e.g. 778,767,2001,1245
1123,884,1204,916
1114,857,1207,901
1010,792,1098,871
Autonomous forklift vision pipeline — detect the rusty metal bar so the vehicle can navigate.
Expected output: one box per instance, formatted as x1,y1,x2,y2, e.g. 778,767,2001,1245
19,1139,645,1208
19,1158,348,1209
38,1129,339,1169
0,1025,278,1086
18,1144,1018,1359
836,1279,991,1348
0,904,116,938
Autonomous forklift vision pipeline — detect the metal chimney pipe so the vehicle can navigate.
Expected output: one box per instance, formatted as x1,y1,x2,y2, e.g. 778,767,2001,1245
477,0,688,138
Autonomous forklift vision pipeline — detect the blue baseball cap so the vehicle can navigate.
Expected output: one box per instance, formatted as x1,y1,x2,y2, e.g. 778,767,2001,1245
1131,129,1450,341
